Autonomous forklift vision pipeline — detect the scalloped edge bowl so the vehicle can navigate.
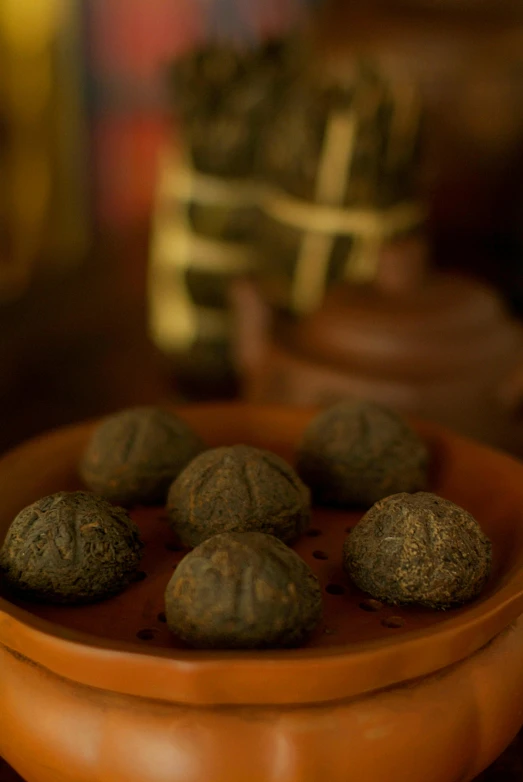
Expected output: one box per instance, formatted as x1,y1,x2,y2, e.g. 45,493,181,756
0,404,523,782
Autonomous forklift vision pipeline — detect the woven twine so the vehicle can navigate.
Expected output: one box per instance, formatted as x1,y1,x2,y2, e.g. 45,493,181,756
262,80,426,314
149,79,425,349
148,146,261,351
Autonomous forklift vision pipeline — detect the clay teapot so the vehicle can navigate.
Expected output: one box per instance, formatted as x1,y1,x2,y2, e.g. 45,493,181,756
232,240,523,453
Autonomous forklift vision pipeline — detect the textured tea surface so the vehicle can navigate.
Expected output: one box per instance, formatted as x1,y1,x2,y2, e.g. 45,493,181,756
344,492,492,609
297,399,429,508
5,502,499,650
80,407,205,506
167,444,311,547
165,531,322,648
0,492,143,605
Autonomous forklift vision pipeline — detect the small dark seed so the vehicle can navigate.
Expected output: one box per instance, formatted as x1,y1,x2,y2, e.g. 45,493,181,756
382,616,404,629
136,629,155,640
165,542,184,552
359,599,383,612
313,550,329,560
325,584,345,595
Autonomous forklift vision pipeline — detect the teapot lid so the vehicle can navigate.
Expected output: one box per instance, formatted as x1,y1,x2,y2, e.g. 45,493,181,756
286,240,519,381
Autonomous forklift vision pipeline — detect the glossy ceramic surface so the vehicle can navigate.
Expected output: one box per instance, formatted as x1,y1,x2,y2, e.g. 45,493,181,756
232,248,523,451
1,405,523,782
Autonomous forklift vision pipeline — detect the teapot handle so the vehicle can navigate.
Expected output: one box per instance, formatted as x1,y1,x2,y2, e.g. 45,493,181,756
498,350,523,416
229,277,272,384
374,236,429,295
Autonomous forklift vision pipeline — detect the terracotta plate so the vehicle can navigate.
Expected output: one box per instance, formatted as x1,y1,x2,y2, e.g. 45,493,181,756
0,405,523,708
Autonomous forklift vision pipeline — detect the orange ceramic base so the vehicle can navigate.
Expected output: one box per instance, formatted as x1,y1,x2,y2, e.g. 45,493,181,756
1,405,523,782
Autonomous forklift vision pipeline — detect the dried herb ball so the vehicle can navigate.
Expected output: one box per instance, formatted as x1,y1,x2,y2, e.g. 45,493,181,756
343,492,492,609
296,399,429,508
80,406,205,506
165,531,322,649
0,491,143,605
167,444,311,547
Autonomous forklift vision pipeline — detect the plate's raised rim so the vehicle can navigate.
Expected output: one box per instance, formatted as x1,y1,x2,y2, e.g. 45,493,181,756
0,403,523,707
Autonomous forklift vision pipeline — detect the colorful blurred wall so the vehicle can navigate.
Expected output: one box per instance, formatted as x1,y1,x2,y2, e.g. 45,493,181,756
86,0,318,227
0,0,320,453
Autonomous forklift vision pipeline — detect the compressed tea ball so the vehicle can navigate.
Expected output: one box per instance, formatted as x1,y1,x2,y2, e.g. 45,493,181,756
343,492,492,609
165,531,322,649
80,406,205,506
0,491,143,605
167,444,311,547
296,399,428,508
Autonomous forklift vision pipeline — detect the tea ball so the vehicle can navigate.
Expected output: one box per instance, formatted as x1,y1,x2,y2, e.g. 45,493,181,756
165,531,322,649
167,444,311,547
80,406,205,506
343,492,492,609
296,399,428,508
0,491,143,605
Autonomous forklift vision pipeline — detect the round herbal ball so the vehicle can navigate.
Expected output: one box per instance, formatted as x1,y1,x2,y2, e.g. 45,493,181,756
296,399,429,508
165,531,322,649
167,444,311,547
0,491,143,605
80,406,205,506
343,492,492,609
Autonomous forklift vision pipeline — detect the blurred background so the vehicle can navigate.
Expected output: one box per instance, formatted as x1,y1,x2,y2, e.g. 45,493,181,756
2,3,523,778
2,0,523,455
